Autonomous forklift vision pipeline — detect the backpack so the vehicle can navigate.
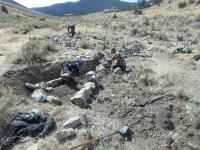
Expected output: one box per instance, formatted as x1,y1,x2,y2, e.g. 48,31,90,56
16,112,39,123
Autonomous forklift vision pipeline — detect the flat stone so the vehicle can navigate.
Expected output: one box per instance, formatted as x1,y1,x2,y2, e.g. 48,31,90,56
55,128,77,143
63,116,83,129
46,96,63,105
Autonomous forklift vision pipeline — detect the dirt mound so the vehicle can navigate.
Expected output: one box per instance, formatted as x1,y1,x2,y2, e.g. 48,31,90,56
91,73,200,149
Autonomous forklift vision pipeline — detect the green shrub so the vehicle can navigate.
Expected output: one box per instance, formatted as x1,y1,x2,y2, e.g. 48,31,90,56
178,1,187,8
134,9,143,15
197,0,200,4
80,40,90,49
1,5,8,13
196,15,200,22
21,41,46,64
113,14,117,19
20,40,57,64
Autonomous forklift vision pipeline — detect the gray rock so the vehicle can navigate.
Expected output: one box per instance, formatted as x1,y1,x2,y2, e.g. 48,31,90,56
83,82,96,90
63,116,84,129
27,144,38,150
45,78,63,87
70,87,93,107
85,71,100,87
25,83,40,90
46,96,63,105
55,128,77,143
114,67,123,74
31,89,47,102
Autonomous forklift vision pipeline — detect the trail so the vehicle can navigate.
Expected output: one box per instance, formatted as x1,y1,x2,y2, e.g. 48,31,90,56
0,28,28,76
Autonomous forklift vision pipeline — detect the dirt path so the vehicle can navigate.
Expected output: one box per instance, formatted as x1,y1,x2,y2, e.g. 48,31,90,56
152,50,200,104
0,28,28,76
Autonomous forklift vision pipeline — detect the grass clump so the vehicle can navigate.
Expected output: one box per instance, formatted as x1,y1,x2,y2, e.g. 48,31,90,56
133,9,143,15
178,1,187,8
20,40,57,64
80,40,91,49
175,89,189,100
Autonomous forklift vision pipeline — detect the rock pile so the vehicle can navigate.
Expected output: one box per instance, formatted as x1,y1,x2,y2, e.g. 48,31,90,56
31,32,89,47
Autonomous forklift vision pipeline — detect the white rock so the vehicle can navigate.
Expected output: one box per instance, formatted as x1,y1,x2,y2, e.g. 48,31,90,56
25,83,40,90
27,144,38,150
70,94,87,107
96,64,106,72
114,67,123,74
31,89,47,102
70,87,93,107
85,71,100,87
45,78,63,87
63,116,83,129
46,96,63,105
83,82,96,90
56,128,77,142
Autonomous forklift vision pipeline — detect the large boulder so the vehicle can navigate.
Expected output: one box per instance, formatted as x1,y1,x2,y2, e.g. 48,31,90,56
70,87,93,107
55,128,77,143
63,115,86,129
85,71,100,87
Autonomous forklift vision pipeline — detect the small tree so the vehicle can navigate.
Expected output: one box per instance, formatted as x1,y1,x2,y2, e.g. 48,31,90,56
1,5,8,13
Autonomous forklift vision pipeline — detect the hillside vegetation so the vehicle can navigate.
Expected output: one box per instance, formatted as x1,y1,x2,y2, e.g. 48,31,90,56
0,0,200,150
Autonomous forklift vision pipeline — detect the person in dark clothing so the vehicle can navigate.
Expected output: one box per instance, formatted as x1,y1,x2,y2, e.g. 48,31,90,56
68,25,75,37
1,109,55,150
60,59,85,81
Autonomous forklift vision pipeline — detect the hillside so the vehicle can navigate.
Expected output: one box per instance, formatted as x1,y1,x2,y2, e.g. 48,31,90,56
32,0,136,16
0,0,200,150
0,0,25,8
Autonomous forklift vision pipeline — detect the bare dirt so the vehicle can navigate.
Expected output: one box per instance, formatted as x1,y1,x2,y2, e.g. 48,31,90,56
1,0,200,150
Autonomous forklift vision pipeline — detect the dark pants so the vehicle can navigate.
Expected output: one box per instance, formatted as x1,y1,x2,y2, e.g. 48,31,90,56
68,26,75,36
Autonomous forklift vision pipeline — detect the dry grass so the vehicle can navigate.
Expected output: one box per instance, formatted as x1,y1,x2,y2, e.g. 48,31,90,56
19,40,58,65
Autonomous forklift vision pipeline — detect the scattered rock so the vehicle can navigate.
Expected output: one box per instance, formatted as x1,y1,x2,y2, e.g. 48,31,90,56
161,119,175,131
85,71,100,87
114,67,123,74
25,83,40,90
27,144,38,150
56,128,77,143
31,89,47,102
45,78,63,87
63,115,85,129
70,87,93,107
46,96,63,105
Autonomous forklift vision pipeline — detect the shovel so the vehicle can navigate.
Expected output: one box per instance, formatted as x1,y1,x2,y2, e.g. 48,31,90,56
70,125,131,150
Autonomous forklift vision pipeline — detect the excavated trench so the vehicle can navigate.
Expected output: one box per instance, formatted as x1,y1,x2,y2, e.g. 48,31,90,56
2,57,200,149
2,58,100,96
